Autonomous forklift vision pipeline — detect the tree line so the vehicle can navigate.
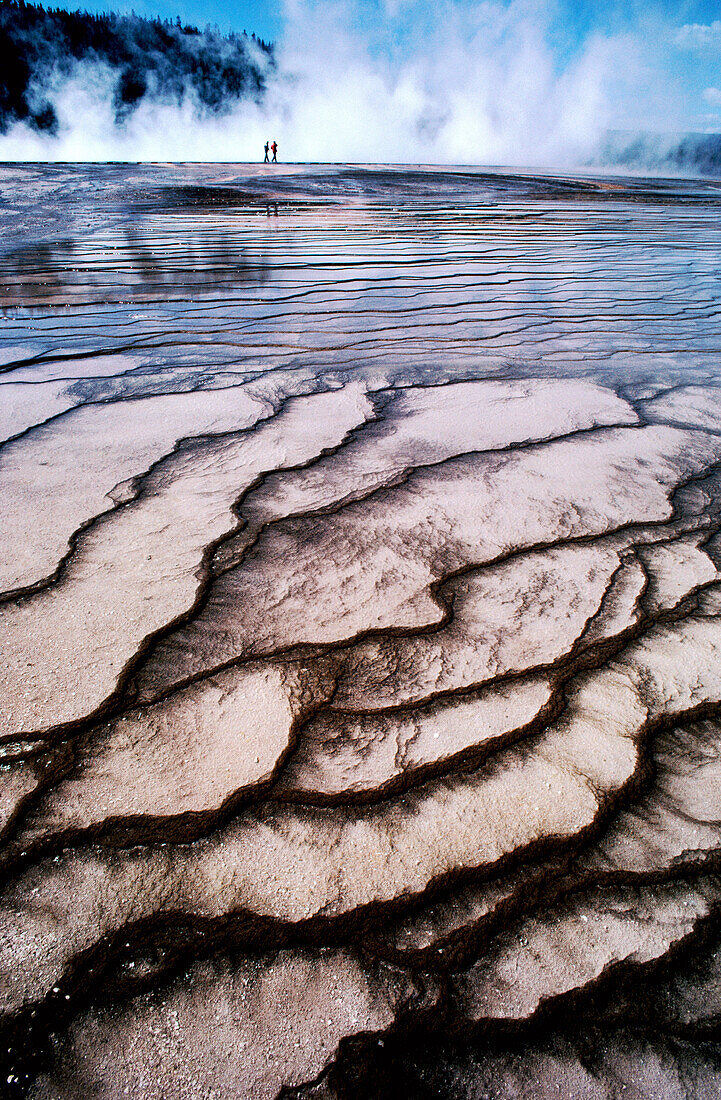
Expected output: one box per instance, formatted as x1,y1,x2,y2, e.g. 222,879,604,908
0,0,274,133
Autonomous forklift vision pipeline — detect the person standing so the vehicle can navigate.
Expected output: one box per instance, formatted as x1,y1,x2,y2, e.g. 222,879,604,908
263,141,269,163
271,140,278,163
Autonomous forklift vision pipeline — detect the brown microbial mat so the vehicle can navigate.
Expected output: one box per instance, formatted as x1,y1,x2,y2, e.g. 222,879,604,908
2,162,721,1098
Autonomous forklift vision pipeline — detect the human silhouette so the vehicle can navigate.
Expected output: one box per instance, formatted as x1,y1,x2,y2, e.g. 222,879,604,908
271,140,278,163
263,141,269,163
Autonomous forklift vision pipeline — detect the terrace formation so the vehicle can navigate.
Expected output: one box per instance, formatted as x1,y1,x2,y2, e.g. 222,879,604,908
1,164,721,1097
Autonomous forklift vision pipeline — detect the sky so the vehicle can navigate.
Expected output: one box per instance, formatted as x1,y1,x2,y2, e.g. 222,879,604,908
4,0,721,162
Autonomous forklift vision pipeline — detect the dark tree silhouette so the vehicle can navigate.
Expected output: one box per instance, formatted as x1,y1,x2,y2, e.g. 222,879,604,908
0,0,274,133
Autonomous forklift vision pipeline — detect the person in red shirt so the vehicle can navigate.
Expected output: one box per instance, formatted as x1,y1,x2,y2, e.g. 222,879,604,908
271,140,278,163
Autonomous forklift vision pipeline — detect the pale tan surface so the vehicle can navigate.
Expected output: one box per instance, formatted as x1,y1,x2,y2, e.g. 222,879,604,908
456,881,715,1022
0,385,372,738
217,379,638,545
643,384,721,432
330,543,629,712
0,381,78,443
638,533,717,613
276,674,554,798
0,641,673,1011
31,950,414,1100
9,606,721,1013
16,662,313,842
3,414,721,1020
582,715,721,876
4,353,142,383
135,424,721,700
0,760,38,837
0,383,274,592
578,551,646,644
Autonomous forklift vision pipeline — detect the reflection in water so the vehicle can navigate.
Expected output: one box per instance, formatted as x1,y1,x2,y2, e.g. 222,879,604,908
1,164,719,388
0,231,269,309
131,185,325,216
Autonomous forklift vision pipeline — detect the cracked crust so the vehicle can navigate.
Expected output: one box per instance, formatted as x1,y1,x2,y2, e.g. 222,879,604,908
2,163,721,1099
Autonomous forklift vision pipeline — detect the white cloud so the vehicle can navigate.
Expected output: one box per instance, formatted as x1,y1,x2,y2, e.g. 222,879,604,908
382,0,414,17
703,87,721,107
675,21,721,50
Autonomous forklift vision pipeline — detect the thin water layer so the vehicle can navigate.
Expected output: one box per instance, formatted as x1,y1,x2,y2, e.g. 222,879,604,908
1,163,721,1098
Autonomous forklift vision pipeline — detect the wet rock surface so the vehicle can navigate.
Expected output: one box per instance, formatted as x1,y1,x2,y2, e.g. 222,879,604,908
1,163,721,1096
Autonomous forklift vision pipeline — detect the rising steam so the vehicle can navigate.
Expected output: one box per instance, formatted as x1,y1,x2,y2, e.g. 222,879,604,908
0,0,715,169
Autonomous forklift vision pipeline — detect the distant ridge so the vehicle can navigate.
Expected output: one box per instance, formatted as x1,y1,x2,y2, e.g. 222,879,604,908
0,0,273,135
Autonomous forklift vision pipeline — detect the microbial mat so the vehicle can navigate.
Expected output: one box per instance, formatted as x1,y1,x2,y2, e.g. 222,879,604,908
2,162,721,1097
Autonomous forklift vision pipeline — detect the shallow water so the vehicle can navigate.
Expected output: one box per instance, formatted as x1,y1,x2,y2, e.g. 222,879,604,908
2,164,721,1098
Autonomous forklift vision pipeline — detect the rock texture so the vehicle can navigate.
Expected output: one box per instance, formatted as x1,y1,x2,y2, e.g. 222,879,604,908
0,163,721,1097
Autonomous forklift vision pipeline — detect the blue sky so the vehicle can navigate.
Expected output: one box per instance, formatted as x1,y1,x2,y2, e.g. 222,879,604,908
48,0,284,39
40,0,721,53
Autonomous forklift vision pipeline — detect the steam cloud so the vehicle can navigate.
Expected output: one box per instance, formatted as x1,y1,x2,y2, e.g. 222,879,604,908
0,0,716,168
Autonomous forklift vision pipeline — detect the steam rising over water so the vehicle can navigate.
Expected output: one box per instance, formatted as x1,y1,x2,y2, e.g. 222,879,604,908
0,0,661,166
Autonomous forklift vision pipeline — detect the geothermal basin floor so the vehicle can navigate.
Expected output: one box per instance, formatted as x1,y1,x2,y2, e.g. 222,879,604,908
2,163,721,1097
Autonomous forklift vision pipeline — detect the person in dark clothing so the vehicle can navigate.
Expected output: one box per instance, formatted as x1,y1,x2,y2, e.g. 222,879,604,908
271,140,278,163
263,141,269,162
